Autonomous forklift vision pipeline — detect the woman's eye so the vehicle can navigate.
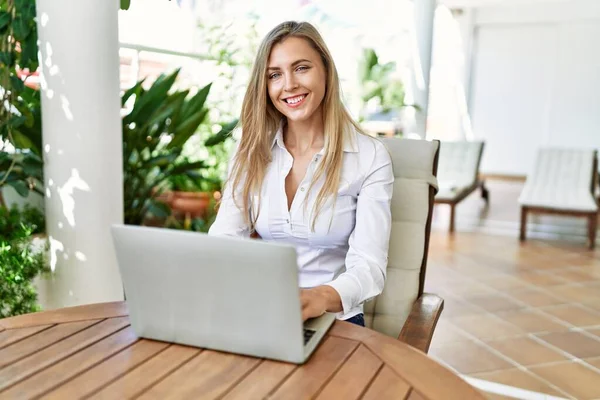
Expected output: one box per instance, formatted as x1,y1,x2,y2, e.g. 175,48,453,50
269,72,281,80
296,66,309,72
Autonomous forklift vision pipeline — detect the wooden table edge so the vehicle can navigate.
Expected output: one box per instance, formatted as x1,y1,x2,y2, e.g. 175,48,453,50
0,302,483,399
0,301,128,329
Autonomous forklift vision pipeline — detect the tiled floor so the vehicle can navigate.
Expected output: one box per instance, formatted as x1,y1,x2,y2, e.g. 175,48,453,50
426,179,600,400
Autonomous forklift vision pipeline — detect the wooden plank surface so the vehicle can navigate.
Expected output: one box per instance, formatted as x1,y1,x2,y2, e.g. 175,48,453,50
364,333,484,399
41,339,169,400
0,319,100,368
222,360,297,400
269,337,358,400
0,324,53,349
139,350,260,400
1,326,138,399
329,321,484,399
0,304,484,400
89,344,201,400
361,366,412,400
406,389,428,400
0,317,129,391
0,301,128,329
315,344,383,400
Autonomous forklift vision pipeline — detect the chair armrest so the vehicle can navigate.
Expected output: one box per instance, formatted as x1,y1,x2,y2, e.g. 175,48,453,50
397,293,444,354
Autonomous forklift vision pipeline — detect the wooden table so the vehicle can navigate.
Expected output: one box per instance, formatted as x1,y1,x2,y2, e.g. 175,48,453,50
0,302,482,399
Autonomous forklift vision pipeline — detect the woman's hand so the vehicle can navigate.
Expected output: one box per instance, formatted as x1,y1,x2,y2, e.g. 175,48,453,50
300,286,343,321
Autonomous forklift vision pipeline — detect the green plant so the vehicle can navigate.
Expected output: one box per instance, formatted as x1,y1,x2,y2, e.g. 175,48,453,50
164,197,218,234
357,48,416,122
0,204,48,318
122,69,236,225
186,18,258,186
168,169,221,193
0,0,44,200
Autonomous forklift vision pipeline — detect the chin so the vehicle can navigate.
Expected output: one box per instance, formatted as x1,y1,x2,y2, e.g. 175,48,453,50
281,108,316,123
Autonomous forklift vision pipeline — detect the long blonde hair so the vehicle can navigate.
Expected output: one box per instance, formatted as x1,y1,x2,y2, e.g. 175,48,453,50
228,21,364,232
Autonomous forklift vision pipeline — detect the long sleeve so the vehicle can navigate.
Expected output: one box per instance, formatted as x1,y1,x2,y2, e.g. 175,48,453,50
325,140,394,315
208,144,251,238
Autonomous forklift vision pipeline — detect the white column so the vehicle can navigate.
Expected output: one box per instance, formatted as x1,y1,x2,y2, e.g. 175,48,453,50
36,0,124,309
411,0,437,138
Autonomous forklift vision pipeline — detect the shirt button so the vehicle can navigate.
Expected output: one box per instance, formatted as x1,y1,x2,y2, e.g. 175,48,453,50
300,187,305,192
286,219,290,223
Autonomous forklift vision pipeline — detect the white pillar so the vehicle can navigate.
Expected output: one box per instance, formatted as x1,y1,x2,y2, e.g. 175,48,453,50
411,0,437,138
36,0,124,309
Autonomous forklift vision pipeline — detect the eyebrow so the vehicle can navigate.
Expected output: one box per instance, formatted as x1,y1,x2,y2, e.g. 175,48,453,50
267,59,313,71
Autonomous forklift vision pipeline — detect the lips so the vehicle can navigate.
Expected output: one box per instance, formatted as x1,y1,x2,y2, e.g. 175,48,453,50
282,94,308,108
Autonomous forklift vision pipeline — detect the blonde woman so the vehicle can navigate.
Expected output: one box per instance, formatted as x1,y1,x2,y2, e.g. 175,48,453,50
209,21,394,327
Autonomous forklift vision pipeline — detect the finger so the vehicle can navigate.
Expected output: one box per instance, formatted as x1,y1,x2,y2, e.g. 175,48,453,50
301,307,310,321
300,292,309,307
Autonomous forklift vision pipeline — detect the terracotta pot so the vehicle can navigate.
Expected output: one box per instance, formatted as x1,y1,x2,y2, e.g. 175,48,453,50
154,190,174,207
171,191,211,218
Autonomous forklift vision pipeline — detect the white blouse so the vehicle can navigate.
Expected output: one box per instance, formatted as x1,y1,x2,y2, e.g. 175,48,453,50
208,124,394,320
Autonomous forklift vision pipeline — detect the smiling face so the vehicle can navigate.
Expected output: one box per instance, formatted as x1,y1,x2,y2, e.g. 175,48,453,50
266,36,327,125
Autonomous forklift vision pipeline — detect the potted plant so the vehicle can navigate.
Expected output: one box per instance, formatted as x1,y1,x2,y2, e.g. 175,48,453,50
121,69,236,226
167,171,215,219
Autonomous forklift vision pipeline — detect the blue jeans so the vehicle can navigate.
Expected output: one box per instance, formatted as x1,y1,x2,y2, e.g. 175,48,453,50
344,313,365,327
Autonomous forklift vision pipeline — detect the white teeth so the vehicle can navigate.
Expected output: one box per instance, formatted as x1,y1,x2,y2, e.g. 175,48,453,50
285,95,305,104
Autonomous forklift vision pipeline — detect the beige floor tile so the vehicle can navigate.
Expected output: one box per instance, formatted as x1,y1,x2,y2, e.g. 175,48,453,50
485,337,567,366
471,368,565,397
549,268,600,283
429,340,513,374
430,319,470,347
583,300,600,313
463,295,525,313
495,309,569,333
530,361,600,399
450,314,523,340
507,289,567,308
483,393,517,400
584,357,600,370
540,304,600,327
425,180,600,399
443,281,498,299
535,331,600,358
586,328,600,338
515,271,570,286
477,275,530,291
441,296,486,318
550,284,600,303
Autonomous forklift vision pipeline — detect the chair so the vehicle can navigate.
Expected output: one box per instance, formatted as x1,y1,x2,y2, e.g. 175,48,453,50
519,148,599,249
363,138,442,354
434,141,488,233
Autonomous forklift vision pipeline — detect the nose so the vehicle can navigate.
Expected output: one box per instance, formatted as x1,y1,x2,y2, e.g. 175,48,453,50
284,73,298,92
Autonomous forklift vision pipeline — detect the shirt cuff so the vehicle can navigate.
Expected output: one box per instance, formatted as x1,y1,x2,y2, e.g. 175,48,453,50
325,275,362,316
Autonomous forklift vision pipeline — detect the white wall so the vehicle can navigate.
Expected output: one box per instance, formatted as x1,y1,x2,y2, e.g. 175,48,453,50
466,0,600,175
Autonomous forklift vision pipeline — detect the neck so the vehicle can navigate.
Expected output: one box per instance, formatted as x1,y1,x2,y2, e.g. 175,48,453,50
284,113,324,155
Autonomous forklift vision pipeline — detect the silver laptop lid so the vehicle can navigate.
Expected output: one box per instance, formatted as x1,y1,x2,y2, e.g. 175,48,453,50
111,224,306,362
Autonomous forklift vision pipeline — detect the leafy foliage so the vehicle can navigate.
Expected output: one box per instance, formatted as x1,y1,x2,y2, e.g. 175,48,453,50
358,48,416,121
0,0,43,199
122,69,236,225
0,205,48,318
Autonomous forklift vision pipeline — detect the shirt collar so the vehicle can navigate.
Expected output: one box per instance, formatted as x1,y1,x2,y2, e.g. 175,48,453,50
271,122,285,150
342,126,359,153
271,120,360,153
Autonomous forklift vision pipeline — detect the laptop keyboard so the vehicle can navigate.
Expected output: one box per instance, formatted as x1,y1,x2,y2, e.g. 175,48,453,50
303,328,316,345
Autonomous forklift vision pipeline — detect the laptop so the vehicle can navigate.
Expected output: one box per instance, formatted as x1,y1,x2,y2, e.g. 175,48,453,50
110,224,336,364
